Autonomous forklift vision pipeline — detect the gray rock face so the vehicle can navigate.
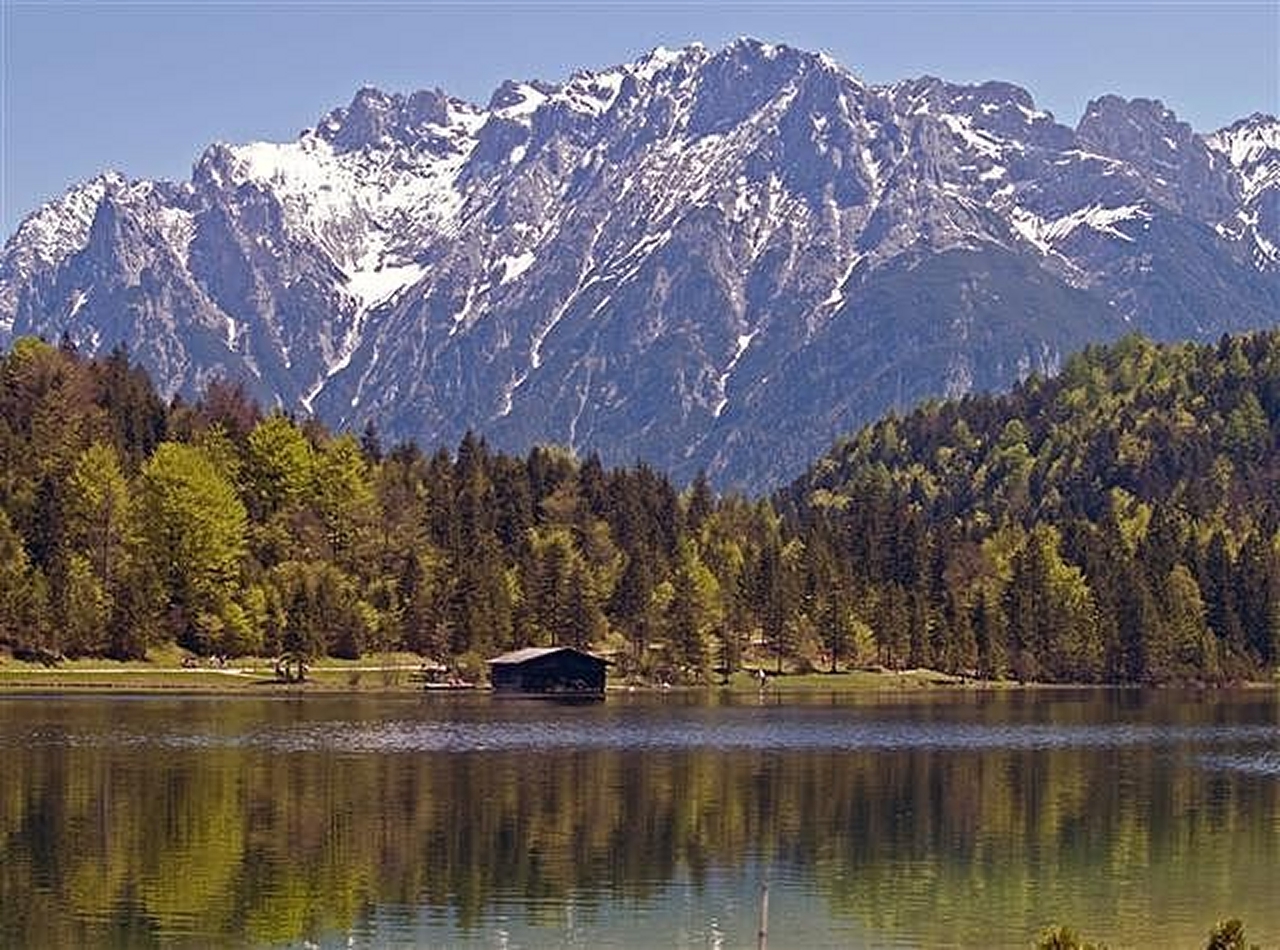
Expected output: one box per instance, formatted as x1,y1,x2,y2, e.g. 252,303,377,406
2,39,1277,489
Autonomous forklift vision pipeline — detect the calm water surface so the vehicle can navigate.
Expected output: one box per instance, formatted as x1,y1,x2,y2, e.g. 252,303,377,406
0,690,1277,948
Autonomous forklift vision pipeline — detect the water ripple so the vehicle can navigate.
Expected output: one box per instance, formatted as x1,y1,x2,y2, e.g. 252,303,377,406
149,719,1280,756
1197,751,1280,776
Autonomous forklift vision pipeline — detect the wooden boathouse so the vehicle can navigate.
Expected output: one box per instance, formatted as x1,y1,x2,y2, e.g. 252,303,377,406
487,646,608,696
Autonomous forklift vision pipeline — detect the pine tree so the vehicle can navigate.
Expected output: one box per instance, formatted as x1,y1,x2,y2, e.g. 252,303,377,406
1163,563,1220,682
664,540,722,681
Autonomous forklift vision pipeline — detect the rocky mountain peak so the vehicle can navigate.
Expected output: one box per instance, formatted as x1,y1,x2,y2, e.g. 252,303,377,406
1207,113,1280,186
1076,94,1235,220
192,143,243,190
321,86,399,150
487,78,557,115
687,39,815,137
315,86,465,153
1221,112,1280,134
3,41,1277,489
1078,94,1193,158
627,42,708,84
1205,113,1280,270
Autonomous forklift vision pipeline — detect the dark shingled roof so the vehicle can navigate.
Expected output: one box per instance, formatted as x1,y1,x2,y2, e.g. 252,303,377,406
488,646,608,665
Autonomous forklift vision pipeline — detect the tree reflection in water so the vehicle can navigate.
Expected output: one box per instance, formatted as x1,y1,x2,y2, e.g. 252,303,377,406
0,692,1276,948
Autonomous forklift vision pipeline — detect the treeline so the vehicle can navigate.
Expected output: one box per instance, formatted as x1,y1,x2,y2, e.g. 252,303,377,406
1,331,1279,682
0,336,771,678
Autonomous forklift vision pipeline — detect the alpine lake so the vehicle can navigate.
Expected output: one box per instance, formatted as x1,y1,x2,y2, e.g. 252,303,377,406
1,688,1277,948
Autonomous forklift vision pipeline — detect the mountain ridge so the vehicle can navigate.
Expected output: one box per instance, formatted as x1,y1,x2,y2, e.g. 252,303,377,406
3,39,1277,489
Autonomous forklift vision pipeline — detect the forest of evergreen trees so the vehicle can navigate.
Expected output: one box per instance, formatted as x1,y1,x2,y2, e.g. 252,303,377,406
1,330,1278,683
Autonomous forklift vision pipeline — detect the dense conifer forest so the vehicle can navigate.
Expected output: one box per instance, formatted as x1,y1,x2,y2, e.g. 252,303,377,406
1,331,1278,683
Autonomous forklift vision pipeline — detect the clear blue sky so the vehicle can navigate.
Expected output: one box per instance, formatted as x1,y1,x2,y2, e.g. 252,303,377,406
3,2,1277,236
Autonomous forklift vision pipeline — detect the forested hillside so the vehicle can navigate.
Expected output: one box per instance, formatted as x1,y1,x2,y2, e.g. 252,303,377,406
1,331,1278,683
787,331,1280,683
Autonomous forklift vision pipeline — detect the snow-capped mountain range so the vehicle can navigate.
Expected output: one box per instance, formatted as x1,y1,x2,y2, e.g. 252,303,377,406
3,39,1277,488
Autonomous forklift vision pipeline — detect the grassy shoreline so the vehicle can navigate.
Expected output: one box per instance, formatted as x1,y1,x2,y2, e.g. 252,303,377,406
0,648,436,693
0,656,981,694
2,651,1274,695
0,668,969,694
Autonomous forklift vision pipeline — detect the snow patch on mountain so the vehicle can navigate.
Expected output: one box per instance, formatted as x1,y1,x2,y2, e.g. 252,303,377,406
346,258,427,310
6,173,122,270
494,83,548,120
823,255,863,308
940,113,1005,159
66,289,89,320
1012,203,1152,252
156,206,196,269
224,103,482,266
631,44,698,83
713,331,756,418
1207,115,1280,201
561,71,625,116
498,251,537,285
